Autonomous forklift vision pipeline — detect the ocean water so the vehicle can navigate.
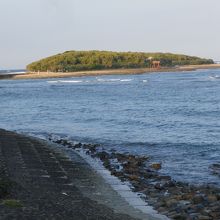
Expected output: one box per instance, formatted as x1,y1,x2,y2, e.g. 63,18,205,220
0,69,26,75
0,69,220,186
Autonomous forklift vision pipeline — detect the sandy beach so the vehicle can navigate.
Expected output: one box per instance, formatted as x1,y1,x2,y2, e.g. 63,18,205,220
1,64,220,80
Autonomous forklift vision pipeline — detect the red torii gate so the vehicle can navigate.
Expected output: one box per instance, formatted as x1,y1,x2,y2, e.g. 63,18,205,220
151,61,161,69
147,57,161,69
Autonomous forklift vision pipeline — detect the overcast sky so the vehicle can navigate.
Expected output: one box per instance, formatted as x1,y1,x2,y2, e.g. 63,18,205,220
0,0,220,69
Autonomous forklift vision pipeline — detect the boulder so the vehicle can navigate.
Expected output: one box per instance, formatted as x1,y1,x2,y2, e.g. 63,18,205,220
150,163,162,170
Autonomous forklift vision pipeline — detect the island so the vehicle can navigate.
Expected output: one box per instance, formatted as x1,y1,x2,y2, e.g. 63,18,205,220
27,50,214,72
1,51,219,80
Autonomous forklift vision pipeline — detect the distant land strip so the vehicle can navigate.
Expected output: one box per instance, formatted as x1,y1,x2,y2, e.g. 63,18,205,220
1,64,220,80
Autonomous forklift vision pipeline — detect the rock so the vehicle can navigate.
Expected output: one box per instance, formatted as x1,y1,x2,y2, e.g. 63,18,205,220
111,171,123,178
96,151,110,161
210,211,220,218
103,160,111,169
197,215,212,220
207,194,217,203
123,166,139,174
150,163,162,170
157,207,166,213
172,214,187,220
55,139,62,144
173,195,183,200
195,204,205,211
189,213,200,219
158,175,171,181
62,140,69,146
142,172,157,179
178,200,191,206
154,183,165,190
182,193,194,200
165,198,178,207
202,208,212,215
174,200,191,213
192,195,205,204
74,143,82,148
216,193,220,201
210,163,220,176
210,204,220,212
164,180,176,188
128,175,140,181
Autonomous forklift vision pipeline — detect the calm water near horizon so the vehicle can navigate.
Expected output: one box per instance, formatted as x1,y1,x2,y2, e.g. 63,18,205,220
0,69,220,186
0,69,26,75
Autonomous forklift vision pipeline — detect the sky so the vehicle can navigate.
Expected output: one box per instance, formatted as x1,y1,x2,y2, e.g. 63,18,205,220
0,0,220,69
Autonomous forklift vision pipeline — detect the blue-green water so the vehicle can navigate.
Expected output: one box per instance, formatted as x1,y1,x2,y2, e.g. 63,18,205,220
0,69,220,185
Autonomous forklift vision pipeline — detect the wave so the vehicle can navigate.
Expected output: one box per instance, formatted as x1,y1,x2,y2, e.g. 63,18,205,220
120,79,133,82
97,78,121,82
47,80,83,84
209,75,220,80
47,81,59,83
59,80,83,83
96,78,134,83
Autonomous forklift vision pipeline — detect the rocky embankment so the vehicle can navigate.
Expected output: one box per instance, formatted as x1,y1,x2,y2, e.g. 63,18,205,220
0,129,141,220
51,137,220,220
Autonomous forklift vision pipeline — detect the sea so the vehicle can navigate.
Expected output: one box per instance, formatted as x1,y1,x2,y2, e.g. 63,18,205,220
0,69,220,186
0,69,26,75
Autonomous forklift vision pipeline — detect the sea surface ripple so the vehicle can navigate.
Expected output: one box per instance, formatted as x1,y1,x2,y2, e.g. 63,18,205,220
0,69,220,186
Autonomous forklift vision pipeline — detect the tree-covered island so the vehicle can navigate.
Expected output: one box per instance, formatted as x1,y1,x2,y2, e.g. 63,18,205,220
27,51,214,72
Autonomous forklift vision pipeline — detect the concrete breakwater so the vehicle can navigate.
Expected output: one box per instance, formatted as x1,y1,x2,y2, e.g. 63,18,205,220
0,129,161,220
51,137,220,220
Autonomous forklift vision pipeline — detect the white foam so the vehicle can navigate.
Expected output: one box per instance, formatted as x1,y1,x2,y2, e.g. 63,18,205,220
47,81,59,83
47,80,83,84
209,75,220,80
143,80,148,83
120,79,133,82
97,78,121,82
59,80,83,83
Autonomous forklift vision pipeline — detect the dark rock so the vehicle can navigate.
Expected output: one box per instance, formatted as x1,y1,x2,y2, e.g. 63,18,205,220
150,163,162,170
165,198,178,207
96,151,110,161
209,163,220,176
164,180,176,188
103,160,111,169
207,194,217,202
54,139,62,144
157,207,166,213
128,175,140,182
172,214,187,220
74,143,82,148
192,195,205,204
154,183,165,190
197,215,212,220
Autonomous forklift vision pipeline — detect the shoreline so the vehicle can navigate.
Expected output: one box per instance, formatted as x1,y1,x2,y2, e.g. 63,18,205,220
1,64,220,80
0,129,155,220
50,136,220,220
1,129,220,219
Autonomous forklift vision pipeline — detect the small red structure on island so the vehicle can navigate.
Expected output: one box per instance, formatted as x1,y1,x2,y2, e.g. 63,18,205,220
147,57,161,69
151,60,161,69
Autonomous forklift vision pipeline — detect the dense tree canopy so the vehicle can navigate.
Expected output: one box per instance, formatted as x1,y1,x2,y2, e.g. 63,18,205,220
27,51,214,72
